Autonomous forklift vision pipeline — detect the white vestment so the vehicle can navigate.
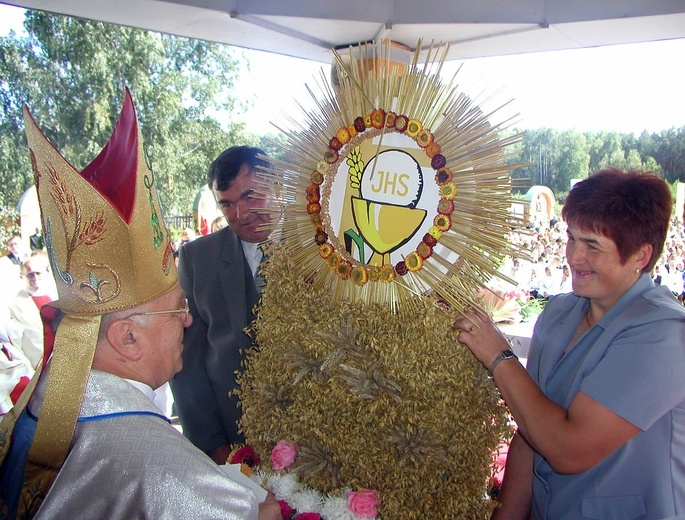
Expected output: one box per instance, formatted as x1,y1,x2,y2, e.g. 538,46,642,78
22,369,259,519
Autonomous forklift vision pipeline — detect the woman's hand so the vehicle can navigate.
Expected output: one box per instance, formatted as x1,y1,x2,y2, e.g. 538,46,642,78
453,308,512,371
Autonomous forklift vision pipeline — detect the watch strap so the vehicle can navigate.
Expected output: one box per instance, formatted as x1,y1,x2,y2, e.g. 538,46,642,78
488,348,517,377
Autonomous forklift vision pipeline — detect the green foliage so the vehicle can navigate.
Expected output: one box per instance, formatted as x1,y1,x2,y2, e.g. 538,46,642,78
1,9,685,214
258,132,289,161
0,10,254,214
511,125,685,196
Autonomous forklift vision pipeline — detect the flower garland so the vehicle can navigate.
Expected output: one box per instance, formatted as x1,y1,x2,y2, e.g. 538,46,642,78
310,111,457,285
231,443,381,520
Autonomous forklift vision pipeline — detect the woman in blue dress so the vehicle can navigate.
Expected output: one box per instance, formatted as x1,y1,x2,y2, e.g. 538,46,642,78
455,168,685,519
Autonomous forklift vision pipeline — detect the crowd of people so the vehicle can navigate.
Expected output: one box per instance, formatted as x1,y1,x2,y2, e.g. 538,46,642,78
0,236,58,415
499,215,685,302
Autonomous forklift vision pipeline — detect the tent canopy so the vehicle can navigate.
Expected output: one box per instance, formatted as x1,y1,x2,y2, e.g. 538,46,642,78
4,0,685,62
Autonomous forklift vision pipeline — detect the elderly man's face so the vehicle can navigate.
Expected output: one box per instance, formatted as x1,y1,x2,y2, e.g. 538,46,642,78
21,257,49,293
135,286,192,389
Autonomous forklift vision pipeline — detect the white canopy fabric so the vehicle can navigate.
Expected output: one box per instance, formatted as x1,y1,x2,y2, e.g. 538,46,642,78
3,0,685,62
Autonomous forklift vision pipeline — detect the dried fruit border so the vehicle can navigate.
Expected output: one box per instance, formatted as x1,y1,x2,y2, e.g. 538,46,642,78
309,110,457,285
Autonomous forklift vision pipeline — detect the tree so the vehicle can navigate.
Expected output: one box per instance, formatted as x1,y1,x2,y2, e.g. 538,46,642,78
547,130,589,194
258,132,289,162
510,127,685,196
511,128,556,191
624,149,643,170
655,127,685,183
0,10,253,214
586,131,624,172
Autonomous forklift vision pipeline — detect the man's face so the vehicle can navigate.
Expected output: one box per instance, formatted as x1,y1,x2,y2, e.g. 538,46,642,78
213,164,272,243
8,237,20,254
21,258,49,293
135,287,192,389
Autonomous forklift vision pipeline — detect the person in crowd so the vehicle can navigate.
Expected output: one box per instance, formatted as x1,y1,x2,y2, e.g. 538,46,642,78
556,264,572,295
211,215,227,233
537,265,556,299
652,264,663,285
5,252,57,370
29,228,44,251
179,227,197,247
0,90,279,519
455,168,685,519
2,236,26,266
526,267,542,299
662,259,684,296
170,145,273,464
0,298,34,419
19,252,58,305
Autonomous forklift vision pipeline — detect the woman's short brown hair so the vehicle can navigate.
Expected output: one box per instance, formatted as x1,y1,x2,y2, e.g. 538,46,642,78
561,168,672,272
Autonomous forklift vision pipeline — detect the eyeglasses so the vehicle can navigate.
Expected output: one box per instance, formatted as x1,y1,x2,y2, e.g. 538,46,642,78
128,298,190,321
22,271,46,279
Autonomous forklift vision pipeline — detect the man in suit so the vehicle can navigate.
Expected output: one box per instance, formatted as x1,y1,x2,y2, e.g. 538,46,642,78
4,236,25,265
29,228,44,251
170,146,272,464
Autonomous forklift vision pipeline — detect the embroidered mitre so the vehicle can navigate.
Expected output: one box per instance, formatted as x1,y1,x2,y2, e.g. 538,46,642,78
27,88,176,314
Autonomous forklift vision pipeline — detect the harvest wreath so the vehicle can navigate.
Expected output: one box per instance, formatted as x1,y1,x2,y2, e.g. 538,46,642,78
236,248,513,518
237,40,524,518
253,39,528,311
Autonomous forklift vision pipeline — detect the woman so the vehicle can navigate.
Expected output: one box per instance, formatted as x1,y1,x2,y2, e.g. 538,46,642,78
455,168,685,519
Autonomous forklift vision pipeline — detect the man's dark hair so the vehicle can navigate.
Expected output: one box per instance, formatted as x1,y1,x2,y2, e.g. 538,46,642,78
207,146,270,191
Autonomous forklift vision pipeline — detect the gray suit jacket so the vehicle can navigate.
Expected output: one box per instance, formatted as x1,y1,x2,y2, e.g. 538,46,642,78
170,227,259,453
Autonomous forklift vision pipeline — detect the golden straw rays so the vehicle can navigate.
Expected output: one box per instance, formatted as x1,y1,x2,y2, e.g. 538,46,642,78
257,40,526,312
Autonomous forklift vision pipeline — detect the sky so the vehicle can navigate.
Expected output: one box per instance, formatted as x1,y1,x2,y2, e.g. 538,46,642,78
2,3,685,136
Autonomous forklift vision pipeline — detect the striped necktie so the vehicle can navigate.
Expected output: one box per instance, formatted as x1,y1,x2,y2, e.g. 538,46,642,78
254,245,266,295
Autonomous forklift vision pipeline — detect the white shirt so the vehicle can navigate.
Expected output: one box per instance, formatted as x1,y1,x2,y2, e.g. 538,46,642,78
241,240,263,278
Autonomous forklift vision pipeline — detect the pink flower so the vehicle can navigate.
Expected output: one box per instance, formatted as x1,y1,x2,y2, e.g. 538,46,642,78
294,514,321,520
271,440,298,472
278,500,294,519
347,489,381,518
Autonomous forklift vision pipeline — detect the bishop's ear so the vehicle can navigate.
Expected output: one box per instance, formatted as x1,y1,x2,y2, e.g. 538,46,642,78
106,318,144,362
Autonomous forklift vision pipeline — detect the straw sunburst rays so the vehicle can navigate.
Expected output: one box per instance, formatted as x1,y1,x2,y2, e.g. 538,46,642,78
257,40,526,312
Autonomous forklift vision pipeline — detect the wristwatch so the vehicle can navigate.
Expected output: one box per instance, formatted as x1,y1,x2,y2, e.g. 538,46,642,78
488,348,518,377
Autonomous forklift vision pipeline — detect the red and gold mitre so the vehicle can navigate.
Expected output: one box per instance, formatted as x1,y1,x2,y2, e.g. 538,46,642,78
26,88,177,314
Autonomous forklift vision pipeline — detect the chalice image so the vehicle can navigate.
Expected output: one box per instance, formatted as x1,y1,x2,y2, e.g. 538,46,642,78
351,196,426,266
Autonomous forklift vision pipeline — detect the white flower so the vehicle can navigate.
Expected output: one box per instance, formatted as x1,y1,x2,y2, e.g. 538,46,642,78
289,488,324,513
249,469,267,487
321,495,358,520
268,472,303,501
